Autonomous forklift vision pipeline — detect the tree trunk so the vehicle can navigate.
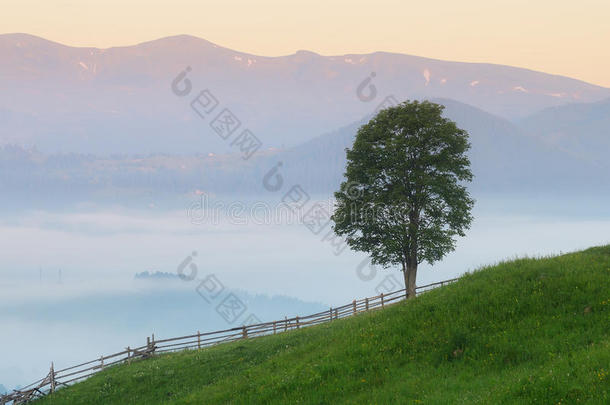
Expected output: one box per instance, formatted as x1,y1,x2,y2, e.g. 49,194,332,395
402,260,417,298
404,207,419,299
403,263,417,299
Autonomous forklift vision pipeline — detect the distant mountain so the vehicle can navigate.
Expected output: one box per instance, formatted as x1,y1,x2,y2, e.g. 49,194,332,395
2,98,607,210
1,33,609,154
260,98,603,195
518,97,610,169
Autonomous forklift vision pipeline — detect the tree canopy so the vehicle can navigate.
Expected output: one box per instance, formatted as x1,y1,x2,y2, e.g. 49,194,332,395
332,100,474,297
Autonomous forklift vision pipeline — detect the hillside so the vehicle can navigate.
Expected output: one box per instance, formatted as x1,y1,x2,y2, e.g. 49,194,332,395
519,97,610,169
35,246,610,404
248,97,608,195
267,98,568,194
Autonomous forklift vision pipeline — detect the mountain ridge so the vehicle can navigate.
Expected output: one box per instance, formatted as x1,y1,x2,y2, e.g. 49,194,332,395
2,32,609,91
2,33,609,166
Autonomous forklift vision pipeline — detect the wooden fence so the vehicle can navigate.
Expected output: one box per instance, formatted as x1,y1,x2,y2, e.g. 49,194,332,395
0,278,458,404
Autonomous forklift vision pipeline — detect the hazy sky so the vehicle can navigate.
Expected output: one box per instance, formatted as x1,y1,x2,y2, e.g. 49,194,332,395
2,0,609,87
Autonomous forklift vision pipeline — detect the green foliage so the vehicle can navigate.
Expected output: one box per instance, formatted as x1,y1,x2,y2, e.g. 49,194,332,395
36,246,610,404
332,100,474,272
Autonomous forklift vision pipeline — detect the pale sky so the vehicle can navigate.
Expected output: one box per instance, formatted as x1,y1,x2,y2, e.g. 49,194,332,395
3,0,609,87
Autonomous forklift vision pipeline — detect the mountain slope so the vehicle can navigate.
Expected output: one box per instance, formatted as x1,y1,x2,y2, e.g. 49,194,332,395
36,246,610,404
518,97,610,168
260,97,605,195
2,33,609,154
2,97,606,210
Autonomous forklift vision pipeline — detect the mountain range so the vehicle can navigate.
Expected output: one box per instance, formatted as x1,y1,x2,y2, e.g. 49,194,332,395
1,33,609,154
1,33,609,204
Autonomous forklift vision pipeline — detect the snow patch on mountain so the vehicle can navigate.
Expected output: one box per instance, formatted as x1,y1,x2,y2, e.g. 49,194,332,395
423,69,431,86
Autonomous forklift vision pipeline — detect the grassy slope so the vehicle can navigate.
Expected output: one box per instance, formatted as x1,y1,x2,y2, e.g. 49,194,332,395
37,246,610,404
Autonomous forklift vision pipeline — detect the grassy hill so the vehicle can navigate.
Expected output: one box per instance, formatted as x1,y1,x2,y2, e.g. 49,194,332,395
36,246,610,404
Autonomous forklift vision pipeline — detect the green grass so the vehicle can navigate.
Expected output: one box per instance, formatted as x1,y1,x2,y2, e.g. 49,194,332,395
37,246,610,404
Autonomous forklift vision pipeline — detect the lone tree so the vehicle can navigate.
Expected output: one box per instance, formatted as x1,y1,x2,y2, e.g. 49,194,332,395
332,100,474,298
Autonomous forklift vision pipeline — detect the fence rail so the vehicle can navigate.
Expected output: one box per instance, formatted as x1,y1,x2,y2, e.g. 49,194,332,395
0,277,458,404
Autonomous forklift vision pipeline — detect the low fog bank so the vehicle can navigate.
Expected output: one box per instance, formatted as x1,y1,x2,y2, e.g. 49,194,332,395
0,280,326,390
1,193,609,389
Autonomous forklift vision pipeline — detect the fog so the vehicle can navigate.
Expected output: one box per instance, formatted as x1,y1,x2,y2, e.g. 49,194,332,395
1,194,609,390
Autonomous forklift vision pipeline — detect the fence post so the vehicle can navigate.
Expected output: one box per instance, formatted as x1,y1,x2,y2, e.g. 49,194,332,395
127,346,131,365
197,331,201,349
296,316,300,329
381,293,384,308
365,298,369,311
352,300,356,314
100,355,104,370
284,316,288,332
334,309,338,319
273,321,277,334
242,326,248,339
49,362,56,393
329,307,333,321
